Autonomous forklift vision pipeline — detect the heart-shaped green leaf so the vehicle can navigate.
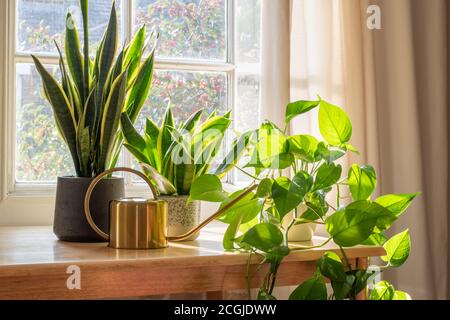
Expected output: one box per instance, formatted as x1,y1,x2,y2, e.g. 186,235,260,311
218,190,263,224
313,163,342,191
316,252,347,282
393,290,412,300
285,100,320,123
288,135,319,162
240,223,283,253
188,174,227,202
370,281,395,300
326,201,397,247
272,172,312,219
255,178,273,198
289,275,327,300
375,193,419,217
318,99,352,145
348,164,377,201
381,229,411,267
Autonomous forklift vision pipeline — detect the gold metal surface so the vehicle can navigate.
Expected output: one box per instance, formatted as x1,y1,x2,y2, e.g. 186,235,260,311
109,198,168,249
84,167,259,250
84,167,167,249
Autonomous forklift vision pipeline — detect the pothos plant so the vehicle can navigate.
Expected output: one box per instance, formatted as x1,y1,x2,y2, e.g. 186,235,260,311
190,98,418,300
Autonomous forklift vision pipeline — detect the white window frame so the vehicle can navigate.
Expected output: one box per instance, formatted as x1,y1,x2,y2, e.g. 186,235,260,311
1,0,244,200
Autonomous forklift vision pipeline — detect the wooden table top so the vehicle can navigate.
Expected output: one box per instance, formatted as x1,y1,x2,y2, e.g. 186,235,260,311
0,223,385,299
0,223,384,268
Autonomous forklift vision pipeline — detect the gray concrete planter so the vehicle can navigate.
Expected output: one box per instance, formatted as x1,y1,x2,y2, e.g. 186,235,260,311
161,195,201,241
53,176,125,242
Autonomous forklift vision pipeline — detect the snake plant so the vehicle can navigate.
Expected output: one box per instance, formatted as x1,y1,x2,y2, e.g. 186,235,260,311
32,0,157,177
121,108,232,196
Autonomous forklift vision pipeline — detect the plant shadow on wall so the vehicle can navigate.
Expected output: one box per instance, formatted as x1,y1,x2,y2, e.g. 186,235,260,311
189,98,419,300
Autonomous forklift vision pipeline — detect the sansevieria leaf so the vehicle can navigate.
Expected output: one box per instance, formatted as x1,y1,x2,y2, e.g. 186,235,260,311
141,163,177,195
123,26,146,81
125,51,155,122
96,1,118,107
32,55,81,176
65,12,85,104
98,69,128,172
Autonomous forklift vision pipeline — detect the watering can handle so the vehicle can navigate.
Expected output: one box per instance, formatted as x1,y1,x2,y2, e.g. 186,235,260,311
84,167,159,241
167,183,259,242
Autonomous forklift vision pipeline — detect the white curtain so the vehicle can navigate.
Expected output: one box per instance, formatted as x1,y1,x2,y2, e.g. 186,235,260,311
288,0,449,299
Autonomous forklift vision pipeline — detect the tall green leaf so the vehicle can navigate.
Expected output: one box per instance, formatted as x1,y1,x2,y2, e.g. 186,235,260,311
96,2,118,107
145,118,161,171
65,12,85,104
123,26,146,81
125,51,155,122
79,0,89,100
181,109,203,133
141,163,176,195
121,113,147,156
158,106,175,167
98,69,128,171
32,55,81,176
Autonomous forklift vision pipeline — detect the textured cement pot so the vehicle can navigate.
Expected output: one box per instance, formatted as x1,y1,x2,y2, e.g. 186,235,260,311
162,195,201,241
281,204,317,241
53,176,125,242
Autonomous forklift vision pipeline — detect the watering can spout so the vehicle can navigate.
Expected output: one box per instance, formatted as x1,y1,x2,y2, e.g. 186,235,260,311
166,183,258,242
84,167,258,249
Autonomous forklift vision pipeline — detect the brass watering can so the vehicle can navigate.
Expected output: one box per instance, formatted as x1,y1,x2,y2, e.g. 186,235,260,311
84,167,257,249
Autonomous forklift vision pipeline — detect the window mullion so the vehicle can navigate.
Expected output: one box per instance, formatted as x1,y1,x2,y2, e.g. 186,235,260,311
122,0,134,187
227,0,236,185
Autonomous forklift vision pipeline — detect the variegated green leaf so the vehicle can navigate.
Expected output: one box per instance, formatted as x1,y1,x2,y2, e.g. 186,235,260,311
65,12,85,104
125,51,155,122
141,163,177,195
32,54,81,176
98,69,128,172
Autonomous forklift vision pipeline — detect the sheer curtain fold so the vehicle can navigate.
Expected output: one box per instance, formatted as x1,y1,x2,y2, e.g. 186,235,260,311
289,0,449,299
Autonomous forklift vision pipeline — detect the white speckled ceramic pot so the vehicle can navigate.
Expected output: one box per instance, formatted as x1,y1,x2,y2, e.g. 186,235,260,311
281,204,317,241
161,195,201,241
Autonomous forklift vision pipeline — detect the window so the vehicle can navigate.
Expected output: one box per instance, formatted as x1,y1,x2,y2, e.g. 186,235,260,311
8,0,261,194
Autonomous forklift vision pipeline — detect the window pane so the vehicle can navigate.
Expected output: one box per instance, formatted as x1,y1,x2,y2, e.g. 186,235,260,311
17,0,122,54
136,70,228,130
133,0,226,61
15,63,74,182
236,0,261,64
235,73,260,132
234,0,261,184
132,69,227,182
